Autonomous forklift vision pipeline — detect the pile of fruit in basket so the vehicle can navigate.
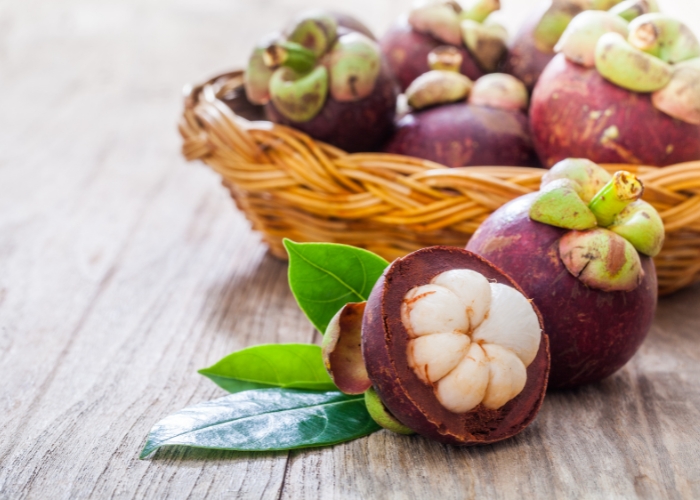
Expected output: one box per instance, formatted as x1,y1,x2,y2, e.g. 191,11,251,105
243,1,700,166
141,1,700,458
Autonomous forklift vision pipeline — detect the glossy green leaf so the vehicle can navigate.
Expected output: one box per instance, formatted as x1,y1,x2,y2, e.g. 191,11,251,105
283,240,389,333
140,389,379,458
198,344,336,393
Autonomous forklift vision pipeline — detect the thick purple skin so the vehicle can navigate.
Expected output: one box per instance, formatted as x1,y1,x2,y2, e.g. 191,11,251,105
502,3,555,93
384,103,540,168
466,193,658,389
380,16,485,92
531,54,700,167
265,63,398,153
362,247,550,445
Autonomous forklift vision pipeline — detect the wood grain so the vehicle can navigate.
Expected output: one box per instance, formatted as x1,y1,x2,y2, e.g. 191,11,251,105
0,0,699,498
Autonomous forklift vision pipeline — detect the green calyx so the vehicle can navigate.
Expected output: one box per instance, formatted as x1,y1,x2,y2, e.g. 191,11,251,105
269,65,328,122
244,33,282,105
559,229,644,292
460,19,508,72
286,11,338,57
595,31,672,92
327,33,381,102
406,48,473,110
408,1,463,46
531,159,665,291
530,179,598,231
628,14,700,64
540,158,612,203
468,73,529,111
651,58,700,125
609,0,659,23
364,387,415,435
555,10,629,68
608,200,664,257
460,0,501,23
533,2,587,53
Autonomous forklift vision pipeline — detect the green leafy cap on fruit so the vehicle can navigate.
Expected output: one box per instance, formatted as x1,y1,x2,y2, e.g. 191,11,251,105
609,0,659,23
555,10,629,68
408,1,464,46
322,302,372,395
533,1,587,53
530,179,598,231
364,387,415,435
245,33,283,105
595,31,672,92
540,158,612,203
268,65,328,122
327,33,381,102
405,47,473,110
651,58,700,125
608,200,665,257
285,10,338,57
460,19,508,72
628,14,700,64
248,11,384,122
559,229,644,292
531,159,665,291
460,0,500,23
468,73,529,111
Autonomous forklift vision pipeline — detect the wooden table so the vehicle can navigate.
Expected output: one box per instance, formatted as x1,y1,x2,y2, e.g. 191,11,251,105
1,0,699,498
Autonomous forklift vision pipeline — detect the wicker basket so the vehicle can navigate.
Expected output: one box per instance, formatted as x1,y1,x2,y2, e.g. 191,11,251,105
180,71,700,296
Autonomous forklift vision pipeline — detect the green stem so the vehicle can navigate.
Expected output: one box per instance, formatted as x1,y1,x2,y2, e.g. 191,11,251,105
263,42,317,74
588,171,644,227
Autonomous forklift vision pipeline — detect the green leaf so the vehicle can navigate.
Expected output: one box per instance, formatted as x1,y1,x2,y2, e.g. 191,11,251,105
140,389,380,458
198,344,336,393
283,240,389,333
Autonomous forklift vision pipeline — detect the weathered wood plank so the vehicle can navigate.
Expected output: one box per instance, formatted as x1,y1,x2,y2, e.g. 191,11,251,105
0,0,699,499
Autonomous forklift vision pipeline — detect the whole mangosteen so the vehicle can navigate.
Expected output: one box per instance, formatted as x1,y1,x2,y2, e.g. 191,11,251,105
323,246,550,444
383,47,539,167
467,159,664,388
504,0,653,92
244,11,398,152
530,12,700,166
380,0,508,91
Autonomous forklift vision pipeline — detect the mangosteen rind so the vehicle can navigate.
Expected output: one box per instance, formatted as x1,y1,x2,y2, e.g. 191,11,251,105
362,247,550,445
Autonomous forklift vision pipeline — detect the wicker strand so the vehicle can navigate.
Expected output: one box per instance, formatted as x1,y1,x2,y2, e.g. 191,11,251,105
180,71,700,296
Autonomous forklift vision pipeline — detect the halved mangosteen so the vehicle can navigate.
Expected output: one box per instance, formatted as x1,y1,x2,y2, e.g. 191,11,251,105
324,247,550,445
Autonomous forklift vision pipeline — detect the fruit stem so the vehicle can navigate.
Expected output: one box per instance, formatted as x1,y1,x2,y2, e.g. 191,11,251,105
588,171,644,227
263,42,317,74
428,46,464,72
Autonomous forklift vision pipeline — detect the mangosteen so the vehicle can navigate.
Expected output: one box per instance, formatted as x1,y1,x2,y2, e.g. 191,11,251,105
383,47,539,167
504,0,655,92
244,11,398,152
323,246,550,445
467,158,665,388
380,0,508,91
530,12,700,166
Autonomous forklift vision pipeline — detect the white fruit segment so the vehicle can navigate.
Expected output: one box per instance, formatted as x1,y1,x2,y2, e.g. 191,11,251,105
408,332,471,384
481,344,527,410
436,343,489,413
471,284,541,366
402,271,541,414
431,269,492,328
401,284,469,337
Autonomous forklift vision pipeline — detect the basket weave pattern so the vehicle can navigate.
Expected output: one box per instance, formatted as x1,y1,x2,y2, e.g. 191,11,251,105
180,71,700,296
